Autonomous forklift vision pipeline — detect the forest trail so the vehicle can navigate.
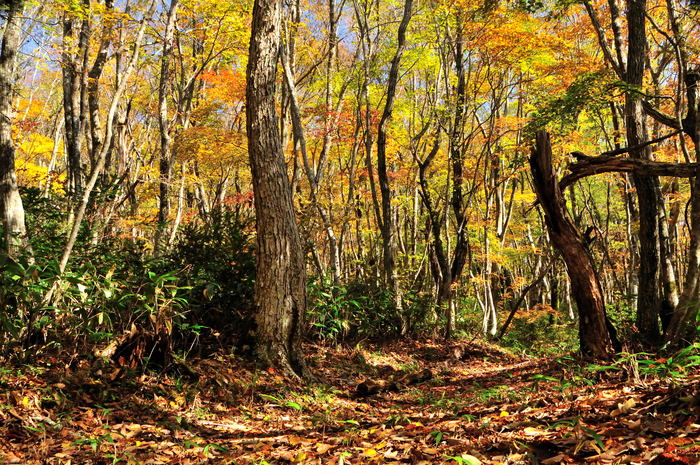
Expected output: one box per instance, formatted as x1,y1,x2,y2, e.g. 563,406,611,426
1,341,698,464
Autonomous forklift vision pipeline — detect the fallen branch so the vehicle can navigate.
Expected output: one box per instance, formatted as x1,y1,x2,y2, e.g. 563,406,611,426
355,369,433,397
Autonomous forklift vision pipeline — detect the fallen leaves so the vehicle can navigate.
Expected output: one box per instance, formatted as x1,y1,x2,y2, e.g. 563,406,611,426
0,341,698,464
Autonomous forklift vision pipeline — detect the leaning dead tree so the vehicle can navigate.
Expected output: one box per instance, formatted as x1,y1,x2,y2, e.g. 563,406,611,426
529,131,619,359
557,146,700,346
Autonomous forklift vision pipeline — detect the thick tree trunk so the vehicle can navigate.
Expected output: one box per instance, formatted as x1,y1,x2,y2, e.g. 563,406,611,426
529,132,617,359
0,0,30,259
246,0,310,380
626,0,663,343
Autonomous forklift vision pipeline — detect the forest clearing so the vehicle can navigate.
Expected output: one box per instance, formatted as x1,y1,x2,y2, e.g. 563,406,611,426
1,0,700,462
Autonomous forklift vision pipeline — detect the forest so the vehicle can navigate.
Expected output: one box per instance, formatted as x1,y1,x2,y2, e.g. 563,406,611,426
0,0,699,463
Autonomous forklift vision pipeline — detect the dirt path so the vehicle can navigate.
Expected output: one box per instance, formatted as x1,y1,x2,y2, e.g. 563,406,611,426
1,341,698,464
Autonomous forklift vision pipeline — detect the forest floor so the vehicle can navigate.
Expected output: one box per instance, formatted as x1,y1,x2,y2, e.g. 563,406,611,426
0,340,698,465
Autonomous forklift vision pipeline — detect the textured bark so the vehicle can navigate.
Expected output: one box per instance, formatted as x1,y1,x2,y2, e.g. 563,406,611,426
530,132,617,359
0,0,30,258
61,4,89,196
246,0,310,380
627,0,662,342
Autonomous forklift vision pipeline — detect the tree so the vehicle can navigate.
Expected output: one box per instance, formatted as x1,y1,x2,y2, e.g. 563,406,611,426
155,0,179,255
376,0,413,331
0,0,30,259
530,131,618,359
53,0,155,278
246,0,310,380
624,0,665,343
583,0,699,346
61,0,88,197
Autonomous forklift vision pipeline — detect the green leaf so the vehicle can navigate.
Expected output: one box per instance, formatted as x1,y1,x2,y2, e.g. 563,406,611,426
586,364,622,372
581,426,605,451
285,401,303,411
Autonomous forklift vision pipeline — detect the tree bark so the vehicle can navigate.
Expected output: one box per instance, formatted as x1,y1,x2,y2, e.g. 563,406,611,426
0,0,30,259
246,0,310,380
87,0,115,171
562,152,700,185
529,132,618,359
61,5,88,197
626,0,663,343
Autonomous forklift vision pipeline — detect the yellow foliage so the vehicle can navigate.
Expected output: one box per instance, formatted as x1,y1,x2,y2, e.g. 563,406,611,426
174,126,247,170
16,160,65,194
16,99,47,120
18,132,61,163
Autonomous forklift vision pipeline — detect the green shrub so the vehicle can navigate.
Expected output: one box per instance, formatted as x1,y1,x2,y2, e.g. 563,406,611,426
307,276,433,342
165,207,256,349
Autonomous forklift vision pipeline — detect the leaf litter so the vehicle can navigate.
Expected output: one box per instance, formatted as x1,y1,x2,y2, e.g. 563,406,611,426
0,340,698,464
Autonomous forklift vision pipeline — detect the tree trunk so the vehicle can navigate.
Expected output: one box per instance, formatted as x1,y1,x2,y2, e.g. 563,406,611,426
246,0,310,380
376,0,413,327
529,131,617,359
666,71,700,345
353,0,383,236
87,0,115,171
0,0,30,259
626,0,663,343
155,0,179,255
62,9,87,197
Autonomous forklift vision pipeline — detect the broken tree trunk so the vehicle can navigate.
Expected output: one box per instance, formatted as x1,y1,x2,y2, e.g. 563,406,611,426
529,131,618,359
